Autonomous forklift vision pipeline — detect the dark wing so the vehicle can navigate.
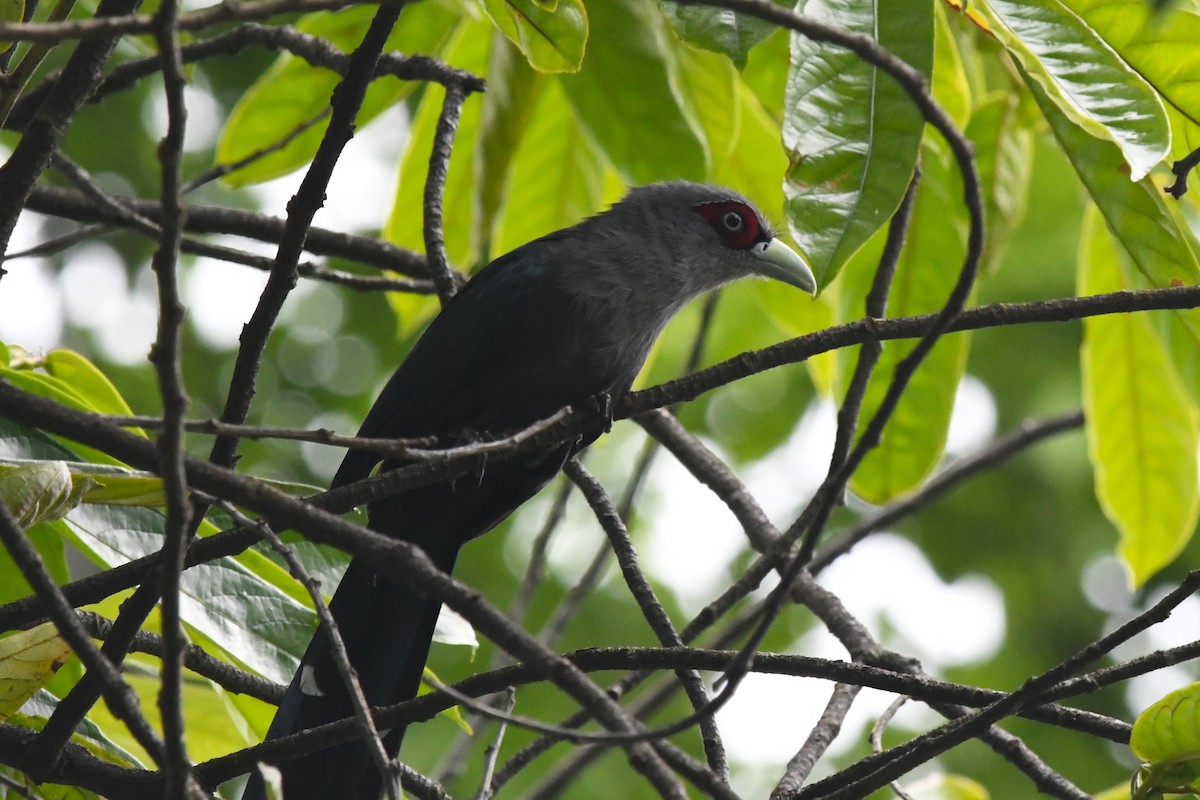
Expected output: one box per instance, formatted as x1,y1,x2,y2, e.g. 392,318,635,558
332,236,605,489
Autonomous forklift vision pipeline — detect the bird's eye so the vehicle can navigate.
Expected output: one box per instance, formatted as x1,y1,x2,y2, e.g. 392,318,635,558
694,200,763,250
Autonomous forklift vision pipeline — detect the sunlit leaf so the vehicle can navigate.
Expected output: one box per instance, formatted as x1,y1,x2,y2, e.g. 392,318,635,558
0,624,72,720
492,78,609,256
783,0,933,287
385,20,491,269
1058,0,1200,162
1131,681,1200,794
1080,208,1200,586
217,1,462,186
479,0,588,73
966,93,1034,272
676,44,739,170
560,0,708,183
973,0,1170,180
62,504,314,683
0,363,125,466
475,34,545,257
44,350,139,426
933,0,971,131
848,137,971,504
1024,62,1200,398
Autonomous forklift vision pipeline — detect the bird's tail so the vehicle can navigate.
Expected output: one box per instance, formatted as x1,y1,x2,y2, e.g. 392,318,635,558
241,542,458,800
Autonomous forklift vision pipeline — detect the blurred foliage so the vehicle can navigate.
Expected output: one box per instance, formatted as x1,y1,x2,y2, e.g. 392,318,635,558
1,0,1200,798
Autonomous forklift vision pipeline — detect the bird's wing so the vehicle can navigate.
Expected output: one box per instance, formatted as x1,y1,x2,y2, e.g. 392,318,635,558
332,237,605,488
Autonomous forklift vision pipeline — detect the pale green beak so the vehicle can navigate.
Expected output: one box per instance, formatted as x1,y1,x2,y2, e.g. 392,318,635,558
750,238,817,296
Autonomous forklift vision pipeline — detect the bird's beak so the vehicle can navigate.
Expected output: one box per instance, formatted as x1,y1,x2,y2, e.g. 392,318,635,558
751,238,817,296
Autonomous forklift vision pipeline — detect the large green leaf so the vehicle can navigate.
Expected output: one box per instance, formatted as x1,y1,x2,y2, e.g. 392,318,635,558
479,0,588,73
0,624,72,721
1059,0,1200,162
384,19,492,342
659,2,776,69
0,461,91,527
18,689,144,768
1024,62,1200,397
474,34,545,258
932,0,971,131
1025,65,1198,288
675,44,739,172
1131,682,1200,795
492,78,609,256
217,1,462,187
63,504,314,683
385,20,491,269
783,0,933,287
559,0,708,184
0,420,76,606
966,93,1034,273
1080,208,1199,586
974,0,1170,180
0,348,147,466
848,137,971,505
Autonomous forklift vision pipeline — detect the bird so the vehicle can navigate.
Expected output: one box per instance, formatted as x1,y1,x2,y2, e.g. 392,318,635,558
241,181,816,800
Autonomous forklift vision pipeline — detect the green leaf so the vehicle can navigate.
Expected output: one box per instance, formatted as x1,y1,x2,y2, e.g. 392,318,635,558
479,0,588,73
1024,60,1200,398
0,461,91,527
660,2,776,69
384,20,491,270
474,33,545,258
0,360,128,466
62,504,315,683
675,44,739,173
1058,0,1200,162
966,93,1034,273
973,0,1170,180
1132,682,1200,793
848,137,971,504
0,0,22,25
1080,207,1200,586
43,350,138,423
217,1,462,186
783,0,933,287
493,78,608,256
0,624,72,720
560,0,708,184
18,689,143,767
932,0,971,131
1024,64,1199,288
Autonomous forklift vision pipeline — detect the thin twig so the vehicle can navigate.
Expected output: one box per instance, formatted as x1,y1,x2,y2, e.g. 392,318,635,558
424,82,468,304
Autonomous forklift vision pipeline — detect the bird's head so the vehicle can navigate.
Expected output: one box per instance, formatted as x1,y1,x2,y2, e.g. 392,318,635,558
609,182,817,298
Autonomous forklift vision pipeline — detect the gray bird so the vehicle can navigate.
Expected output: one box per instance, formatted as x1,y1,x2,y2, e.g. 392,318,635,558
242,181,815,800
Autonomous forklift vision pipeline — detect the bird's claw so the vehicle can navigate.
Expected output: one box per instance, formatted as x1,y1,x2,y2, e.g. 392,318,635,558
588,391,614,433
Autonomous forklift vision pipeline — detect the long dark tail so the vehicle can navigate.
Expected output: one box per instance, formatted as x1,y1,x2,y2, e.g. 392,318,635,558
242,543,458,800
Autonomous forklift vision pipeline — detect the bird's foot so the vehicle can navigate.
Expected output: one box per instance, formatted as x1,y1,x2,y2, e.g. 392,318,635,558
588,391,614,433
447,428,488,489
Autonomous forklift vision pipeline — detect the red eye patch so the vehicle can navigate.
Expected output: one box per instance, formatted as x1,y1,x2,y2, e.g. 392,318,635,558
694,201,761,250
